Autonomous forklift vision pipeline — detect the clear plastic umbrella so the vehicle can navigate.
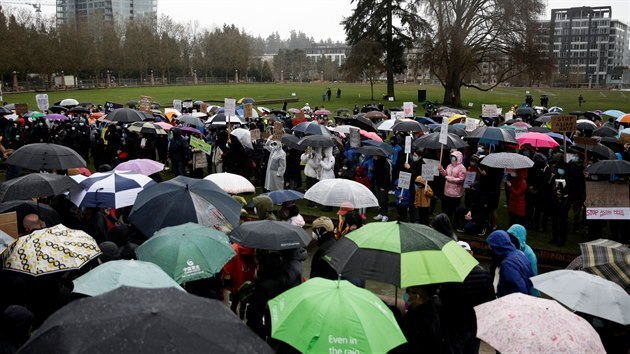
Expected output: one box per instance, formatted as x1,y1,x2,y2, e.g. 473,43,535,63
304,179,378,208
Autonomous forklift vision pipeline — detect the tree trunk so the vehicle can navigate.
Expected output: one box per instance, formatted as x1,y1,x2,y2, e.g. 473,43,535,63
370,79,375,101
385,0,395,99
443,75,462,108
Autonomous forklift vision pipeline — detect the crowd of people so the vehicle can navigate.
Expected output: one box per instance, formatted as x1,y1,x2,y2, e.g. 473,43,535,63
0,98,628,353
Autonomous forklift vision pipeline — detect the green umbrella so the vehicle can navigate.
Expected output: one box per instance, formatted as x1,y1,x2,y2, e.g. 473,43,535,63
323,221,478,288
72,260,184,297
135,223,236,284
268,277,406,354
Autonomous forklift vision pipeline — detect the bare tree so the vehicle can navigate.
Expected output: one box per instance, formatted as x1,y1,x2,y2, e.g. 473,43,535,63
341,39,386,101
421,0,545,107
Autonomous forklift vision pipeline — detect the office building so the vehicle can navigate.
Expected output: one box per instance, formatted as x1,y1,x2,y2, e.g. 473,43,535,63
56,0,157,28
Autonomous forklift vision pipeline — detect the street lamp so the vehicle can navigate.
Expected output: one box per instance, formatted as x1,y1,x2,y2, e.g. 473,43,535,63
12,71,18,92
235,69,239,83
150,69,154,86
106,70,111,88
193,69,198,85
60,71,65,89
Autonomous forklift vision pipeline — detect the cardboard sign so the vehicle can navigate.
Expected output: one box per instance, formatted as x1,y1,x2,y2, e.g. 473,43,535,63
515,126,528,138
199,102,208,114
272,121,283,141
36,94,49,111
574,136,598,146
403,102,414,118
0,212,18,238
404,135,412,154
439,118,449,144
349,127,361,148
14,103,28,115
464,118,479,132
224,98,236,117
105,101,123,114
482,104,498,117
243,103,253,119
421,164,435,182
139,96,152,112
551,115,577,132
190,136,212,155
250,128,261,141
398,171,412,189
463,172,476,189
182,100,193,109
585,181,630,220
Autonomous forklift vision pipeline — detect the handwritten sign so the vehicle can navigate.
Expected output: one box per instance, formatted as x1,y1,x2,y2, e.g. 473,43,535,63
36,94,49,111
404,135,412,154
482,104,498,117
398,171,411,189
224,98,236,117
439,118,449,144
465,118,479,132
551,115,577,132
243,103,253,120
585,181,630,220
349,127,361,148
272,121,284,141
574,136,597,146
190,136,212,155
105,101,123,114
139,96,152,112
403,102,414,118
172,100,182,112
464,172,476,189
393,111,405,120
421,164,435,182
14,104,28,115
250,128,261,141
504,111,513,121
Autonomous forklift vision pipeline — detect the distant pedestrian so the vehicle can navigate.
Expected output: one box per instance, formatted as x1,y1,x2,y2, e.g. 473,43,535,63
578,94,584,107
336,88,341,98
326,87,332,102
322,92,326,103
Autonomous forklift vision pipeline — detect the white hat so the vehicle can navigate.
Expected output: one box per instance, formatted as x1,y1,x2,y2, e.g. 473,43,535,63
457,241,471,252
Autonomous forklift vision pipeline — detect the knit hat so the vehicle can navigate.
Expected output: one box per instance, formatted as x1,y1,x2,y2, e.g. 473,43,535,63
312,217,334,233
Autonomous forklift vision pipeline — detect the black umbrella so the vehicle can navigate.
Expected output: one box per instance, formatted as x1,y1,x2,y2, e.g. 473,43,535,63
0,106,12,115
599,136,624,153
48,105,69,114
229,220,310,250
584,111,602,121
346,115,377,133
431,124,467,137
569,143,616,160
577,122,596,132
515,107,535,117
592,126,617,138
281,134,304,151
292,121,330,136
270,109,287,116
528,126,551,133
392,119,427,133
0,173,78,201
0,200,61,230
106,108,145,123
6,143,86,170
413,132,468,150
465,126,518,145
68,106,90,114
361,140,396,154
129,176,241,237
585,160,630,175
18,287,273,354
354,145,390,157
297,135,334,148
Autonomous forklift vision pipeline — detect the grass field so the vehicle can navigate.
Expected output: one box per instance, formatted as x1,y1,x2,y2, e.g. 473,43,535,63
5,83,630,116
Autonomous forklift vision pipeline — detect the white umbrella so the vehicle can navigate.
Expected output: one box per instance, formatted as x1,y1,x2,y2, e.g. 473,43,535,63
59,98,79,107
480,152,534,169
531,269,630,325
230,128,254,150
304,179,378,208
576,119,597,127
376,119,397,131
257,106,271,113
333,125,352,134
204,172,255,194
191,112,208,119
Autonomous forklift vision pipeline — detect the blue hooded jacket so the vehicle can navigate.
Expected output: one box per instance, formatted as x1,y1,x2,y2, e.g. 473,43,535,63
507,224,538,276
487,230,533,297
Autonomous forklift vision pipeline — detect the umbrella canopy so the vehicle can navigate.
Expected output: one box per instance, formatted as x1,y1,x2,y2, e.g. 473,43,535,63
1,224,100,276
230,128,254,150
365,110,388,120
237,97,255,104
592,126,617,137
0,173,78,201
431,124,467,137
259,189,304,204
347,115,378,133
136,223,235,284
155,121,173,130
545,132,572,145
18,287,272,354
68,106,89,114
324,222,478,287
528,126,551,133
617,113,630,123
602,109,625,118
128,121,168,135
585,159,630,175
412,132,468,150
359,130,382,142
362,140,396,154
129,176,241,237
465,126,518,145
392,119,427,133
0,231,13,254
354,145,390,157
106,108,145,123
48,105,69,114
43,113,69,121
579,239,630,293
475,293,606,354
375,119,397,131
115,159,164,175
313,109,332,115
297,135,334,148
292,121,330,136
516,132,559,148
531,269,630,325
206,113,244,126
0,200,61,229
70,171,156,209
281,134,303,151
6,143,86,170
73,260,184,297
269,278,406,354
177,114,205,127
229,220,310,251
480,152,534,169
59,98,79,107
304,179,378,208
570,143,616,160
204,172,255,194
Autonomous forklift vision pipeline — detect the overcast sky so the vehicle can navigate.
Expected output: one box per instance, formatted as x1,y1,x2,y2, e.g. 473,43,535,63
33,0,630,42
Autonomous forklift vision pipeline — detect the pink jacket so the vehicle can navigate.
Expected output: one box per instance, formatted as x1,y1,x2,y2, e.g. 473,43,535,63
441,151,466,198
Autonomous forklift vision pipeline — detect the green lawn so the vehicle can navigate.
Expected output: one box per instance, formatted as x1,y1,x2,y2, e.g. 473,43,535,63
5,83,630,116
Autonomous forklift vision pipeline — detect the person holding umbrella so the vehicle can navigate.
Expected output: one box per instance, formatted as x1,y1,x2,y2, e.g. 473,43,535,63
372,154,391,222
438,151,466,222
168,128,189,177
309,217,338,280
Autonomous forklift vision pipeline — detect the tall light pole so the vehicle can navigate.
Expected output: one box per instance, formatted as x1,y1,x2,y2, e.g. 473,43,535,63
106,70,111,88
150,70,154,86
12,71,18,92
235,69,239,83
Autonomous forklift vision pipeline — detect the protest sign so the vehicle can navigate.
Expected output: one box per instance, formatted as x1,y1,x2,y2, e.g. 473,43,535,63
173,100,182,112
421,164,435,182
14,104,28,115
105,101,123,114
393,111,405,120
464,118,479,132
250,129,261,141
349,127,361,148
224,98,236,117
189,136,212,155
398,172,412,189
482,104,498,117
0,212,18,238
619,133,630,145
551,115,577,132
585,181,630,220
243,103,253,120
574,136,598,146
199,102,208,114
404,136,412,154
36,94,49,111
272,121,283,141
138,96,152,112
439,118,449,144
463,172,476,189
504,111,513,121
403,102,414,118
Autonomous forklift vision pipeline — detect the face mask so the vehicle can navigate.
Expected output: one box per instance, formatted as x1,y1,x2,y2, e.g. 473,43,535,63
510,172,517,177
477,147,485,153
557,168,565,175
39,123,43,126
451,156,457,162
571,157,579,163
403,292,410,305
412,155,419,162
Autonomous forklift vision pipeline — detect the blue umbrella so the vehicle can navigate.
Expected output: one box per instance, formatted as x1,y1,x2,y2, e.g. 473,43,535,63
545,132,573,145
603,110,625,118
259,189,305,204
618,128,630,139
416,117,437,125
465,126,518,145
361,139,396,154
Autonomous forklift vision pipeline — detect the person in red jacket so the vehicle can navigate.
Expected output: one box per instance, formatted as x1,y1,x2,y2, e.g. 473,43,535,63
506,169,528,225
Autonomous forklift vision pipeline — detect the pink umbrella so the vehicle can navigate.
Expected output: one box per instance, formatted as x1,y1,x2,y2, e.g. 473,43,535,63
314,109,332,115
155,122,172,130
115,159,164,176
360,130,382,142
475,293,606,354
517,132,559,148
288,108,301,114
512,121,531,128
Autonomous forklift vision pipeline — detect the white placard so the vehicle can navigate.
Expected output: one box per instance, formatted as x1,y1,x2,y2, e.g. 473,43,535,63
515,126,528,138
398,171,412,189
421,164,435,182
173,100,182,112
224,98,236,117
504,111,513,121
439,118,449,144
403,102,414,118
349,127,361,148
482,104,499,117
468,102,474,107
393,111,405,120
404,135,412,154
423,158,440,176
464,172,476,189
465,118,479,132
496,108,503,115
36,94,49,111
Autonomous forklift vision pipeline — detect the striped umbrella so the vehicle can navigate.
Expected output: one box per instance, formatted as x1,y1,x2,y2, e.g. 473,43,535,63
580,239,630,293
323,221,478,288
71,170,156,209
128,121,168,135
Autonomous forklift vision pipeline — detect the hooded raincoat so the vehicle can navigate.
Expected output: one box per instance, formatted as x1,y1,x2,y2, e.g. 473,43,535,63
486,230,533,297
441,151,466,198
264,140,286,191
